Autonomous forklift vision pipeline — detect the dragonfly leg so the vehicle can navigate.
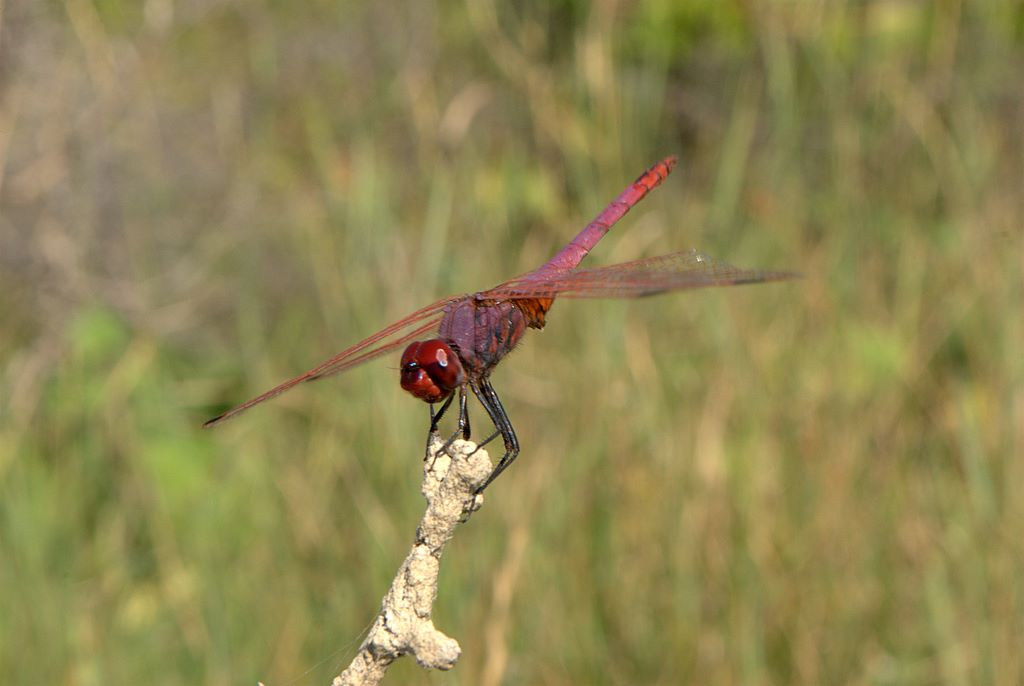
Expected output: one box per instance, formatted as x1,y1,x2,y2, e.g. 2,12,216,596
470,378,520,493
426,392,460,466
439,386,471,458
459,387,471,439
476,429,502,450
429,393,457,434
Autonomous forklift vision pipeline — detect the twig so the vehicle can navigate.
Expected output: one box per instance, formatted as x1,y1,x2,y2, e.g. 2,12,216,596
331,436,493,686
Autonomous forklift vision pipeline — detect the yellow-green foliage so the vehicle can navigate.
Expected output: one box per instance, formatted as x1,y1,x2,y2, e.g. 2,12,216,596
1,1,1021,684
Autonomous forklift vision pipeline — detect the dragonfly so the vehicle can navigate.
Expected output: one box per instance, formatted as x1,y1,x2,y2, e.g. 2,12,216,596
205,157,795,491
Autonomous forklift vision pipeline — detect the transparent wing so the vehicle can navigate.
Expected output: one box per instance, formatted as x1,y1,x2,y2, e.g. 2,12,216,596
204,297,458,427
481,249,798,300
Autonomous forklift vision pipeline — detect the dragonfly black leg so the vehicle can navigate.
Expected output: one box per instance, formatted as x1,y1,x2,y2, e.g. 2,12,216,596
459,388,471,439
470,377,520,493
427,393,453,462
429,392,457,434
440,386,471,456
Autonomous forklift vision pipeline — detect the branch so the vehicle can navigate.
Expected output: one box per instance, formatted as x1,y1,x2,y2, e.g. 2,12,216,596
331,436,493,686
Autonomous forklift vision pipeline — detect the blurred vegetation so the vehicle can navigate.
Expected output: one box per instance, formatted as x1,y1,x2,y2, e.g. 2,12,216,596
1,0,1022,684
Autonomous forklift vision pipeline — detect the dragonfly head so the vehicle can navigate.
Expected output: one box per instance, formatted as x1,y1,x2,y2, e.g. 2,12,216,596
400,339,465,403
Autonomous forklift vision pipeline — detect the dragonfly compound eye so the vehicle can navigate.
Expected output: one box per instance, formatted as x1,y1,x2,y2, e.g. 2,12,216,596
399,340,464,403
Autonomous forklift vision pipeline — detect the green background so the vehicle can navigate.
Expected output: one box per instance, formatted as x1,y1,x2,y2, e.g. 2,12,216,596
2,1,1021,684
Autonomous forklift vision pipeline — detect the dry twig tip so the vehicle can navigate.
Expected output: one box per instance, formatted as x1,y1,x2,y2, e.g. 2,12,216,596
330,437,492,686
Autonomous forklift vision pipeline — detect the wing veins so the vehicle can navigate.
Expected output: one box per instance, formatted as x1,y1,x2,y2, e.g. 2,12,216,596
481,250,798,300
204,299,455,427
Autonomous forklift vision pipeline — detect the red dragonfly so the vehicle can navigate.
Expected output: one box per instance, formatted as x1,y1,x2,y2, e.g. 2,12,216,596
205,157,794,491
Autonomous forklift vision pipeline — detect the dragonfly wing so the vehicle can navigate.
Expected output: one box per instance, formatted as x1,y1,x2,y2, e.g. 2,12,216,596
204,298,457,427
482,250,797,300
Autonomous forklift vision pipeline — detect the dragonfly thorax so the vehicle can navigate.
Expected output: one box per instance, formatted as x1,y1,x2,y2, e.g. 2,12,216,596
399,339,465,403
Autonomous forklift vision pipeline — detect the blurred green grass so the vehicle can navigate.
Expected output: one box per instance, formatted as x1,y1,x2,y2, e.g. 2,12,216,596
1,1,1022,684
